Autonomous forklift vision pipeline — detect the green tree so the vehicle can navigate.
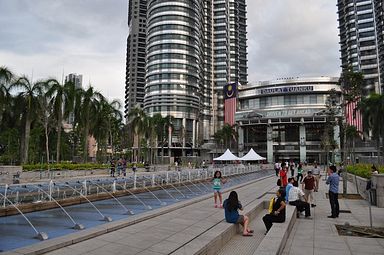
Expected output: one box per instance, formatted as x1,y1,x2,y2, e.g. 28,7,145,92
345,124,361,164
358,93,384,164
0,66,14,125
128,106,147,162
221,124,237,150
11,76,45,163
45,79,76,162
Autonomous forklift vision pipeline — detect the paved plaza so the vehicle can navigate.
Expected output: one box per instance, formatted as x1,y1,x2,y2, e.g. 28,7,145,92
2,168,384,255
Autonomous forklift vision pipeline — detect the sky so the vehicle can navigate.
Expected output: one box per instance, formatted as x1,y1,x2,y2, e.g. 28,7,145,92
0,0,341,105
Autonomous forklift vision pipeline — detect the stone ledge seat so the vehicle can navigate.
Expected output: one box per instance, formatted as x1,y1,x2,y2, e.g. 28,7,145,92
253,203,297,255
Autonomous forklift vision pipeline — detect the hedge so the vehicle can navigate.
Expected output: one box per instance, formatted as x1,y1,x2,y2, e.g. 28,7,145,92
22,162,145,171
346,164,384,179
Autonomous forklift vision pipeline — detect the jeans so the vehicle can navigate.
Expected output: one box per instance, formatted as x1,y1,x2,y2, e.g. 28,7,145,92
329,191,339,217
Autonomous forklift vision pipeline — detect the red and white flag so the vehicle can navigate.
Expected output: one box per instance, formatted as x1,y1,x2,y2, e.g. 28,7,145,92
345,98,363,134
224,83,237,126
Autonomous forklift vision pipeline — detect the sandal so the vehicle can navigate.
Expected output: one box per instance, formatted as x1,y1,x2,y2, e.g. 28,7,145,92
242,233,253,236
247,230,254,233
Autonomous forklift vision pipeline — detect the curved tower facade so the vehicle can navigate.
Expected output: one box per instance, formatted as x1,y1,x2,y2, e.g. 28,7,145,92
145,0,204,155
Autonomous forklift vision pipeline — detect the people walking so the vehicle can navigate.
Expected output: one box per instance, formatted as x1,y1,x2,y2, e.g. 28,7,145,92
279,163,288,187
289,160,295,177
297,163,303,182
302,170,316,207
274,161,280,177
326,165,340,218
312,163,321,192
223,191,253,236
110,159,115,177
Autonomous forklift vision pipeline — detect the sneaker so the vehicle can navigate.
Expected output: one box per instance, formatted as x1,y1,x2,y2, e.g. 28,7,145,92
219,204,223,208
311,204,316,208
214,204,218,208
305,216,312,219
327,215,336,218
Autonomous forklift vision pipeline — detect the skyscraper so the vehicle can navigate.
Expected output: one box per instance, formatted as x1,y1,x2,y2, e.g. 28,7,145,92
125,0,147,119
126,0,247,157
65,73,83,88
337,0,383,94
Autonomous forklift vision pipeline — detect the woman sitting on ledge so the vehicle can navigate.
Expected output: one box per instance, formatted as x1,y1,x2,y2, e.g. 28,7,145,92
223,191,253,236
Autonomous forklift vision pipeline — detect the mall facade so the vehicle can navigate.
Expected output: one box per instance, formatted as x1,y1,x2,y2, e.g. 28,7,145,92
235,77,342,164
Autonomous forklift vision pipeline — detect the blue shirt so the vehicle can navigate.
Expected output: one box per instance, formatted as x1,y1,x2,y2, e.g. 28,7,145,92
285,183,293,202
223,199,242,223
326,173,339,193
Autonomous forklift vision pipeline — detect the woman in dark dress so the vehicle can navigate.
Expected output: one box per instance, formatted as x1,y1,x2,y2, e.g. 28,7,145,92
262,189,286,234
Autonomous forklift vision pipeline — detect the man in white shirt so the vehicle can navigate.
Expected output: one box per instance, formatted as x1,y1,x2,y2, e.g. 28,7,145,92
312,164,321,192
288,180,311,218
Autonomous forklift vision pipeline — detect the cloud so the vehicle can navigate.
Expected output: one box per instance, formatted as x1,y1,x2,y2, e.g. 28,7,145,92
246,0,341,82
0,0,342,108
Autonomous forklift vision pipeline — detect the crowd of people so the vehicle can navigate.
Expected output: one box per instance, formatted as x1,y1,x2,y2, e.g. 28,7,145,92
220,161,342,236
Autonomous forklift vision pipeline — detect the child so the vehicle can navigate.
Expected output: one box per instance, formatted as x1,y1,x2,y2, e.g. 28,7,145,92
212,170,227,208
223,191,253,236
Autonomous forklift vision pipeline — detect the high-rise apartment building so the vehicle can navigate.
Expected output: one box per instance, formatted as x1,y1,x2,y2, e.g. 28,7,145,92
125,0,147,118
65,73,83,88
337,0,383,94
126,0,247,158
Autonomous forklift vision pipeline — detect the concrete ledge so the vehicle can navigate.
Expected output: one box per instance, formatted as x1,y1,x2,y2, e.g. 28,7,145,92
170,198,266,255
253,204,296,255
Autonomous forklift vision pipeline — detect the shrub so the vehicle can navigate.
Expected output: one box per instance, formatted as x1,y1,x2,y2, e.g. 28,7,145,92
22,163,109,171
346,164,384,178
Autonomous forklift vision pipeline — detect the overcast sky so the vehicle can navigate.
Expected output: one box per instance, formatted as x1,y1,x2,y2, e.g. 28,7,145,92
0,0,341,105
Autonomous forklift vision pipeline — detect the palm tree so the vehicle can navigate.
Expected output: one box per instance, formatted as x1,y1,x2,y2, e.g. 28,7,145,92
11,76,45,163
36,91,54,170
77,86,104,162
0,66,14,125
45,79,76,162
221,124,237,150
358,93,384,164
128,106,147,162
93,98,123,160
345,124,361,164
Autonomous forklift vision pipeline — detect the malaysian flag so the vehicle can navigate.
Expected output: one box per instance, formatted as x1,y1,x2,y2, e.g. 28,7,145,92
224,82,237,126
345,98,363,134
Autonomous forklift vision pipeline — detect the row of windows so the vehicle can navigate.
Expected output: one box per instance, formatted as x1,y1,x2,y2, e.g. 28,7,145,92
147,53,199,62
148,24,198,35
145,84,199,93
148,34,198,45
147,73,198,83
240,95,329,110
148,43,199,55
147,63,198,73
149,5,197,18
146,106,199,113
149,14,196,25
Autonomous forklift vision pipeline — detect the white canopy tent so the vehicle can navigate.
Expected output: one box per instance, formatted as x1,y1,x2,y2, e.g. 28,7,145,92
240,148,266,161
213,149,241,161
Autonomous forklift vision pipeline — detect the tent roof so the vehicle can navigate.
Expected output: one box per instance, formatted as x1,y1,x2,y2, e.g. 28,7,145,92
240,148,266,161
213,149,241,161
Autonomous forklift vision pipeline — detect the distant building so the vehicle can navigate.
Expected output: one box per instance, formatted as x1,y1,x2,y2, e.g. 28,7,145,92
65,73,83,89
125,0,147,119
236,77,342,164
124,0,248,160
337,0,383,94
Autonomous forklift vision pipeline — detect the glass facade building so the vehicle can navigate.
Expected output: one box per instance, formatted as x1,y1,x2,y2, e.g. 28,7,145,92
337,0,383,94
125,0,247,158
236,77,342,164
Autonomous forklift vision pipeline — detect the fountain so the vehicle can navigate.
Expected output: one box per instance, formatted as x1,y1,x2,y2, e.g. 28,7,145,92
115,184,152,210
158,185,179,201
180,182,197,196
0,193,48,240
90,180,134,215
64,183,112,222
168,183,187,198
144,187,167,206
32,184,85,230
187,181,205,194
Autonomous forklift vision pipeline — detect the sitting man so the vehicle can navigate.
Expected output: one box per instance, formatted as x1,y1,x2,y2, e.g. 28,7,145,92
262,188,286,234
288,180,311,218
